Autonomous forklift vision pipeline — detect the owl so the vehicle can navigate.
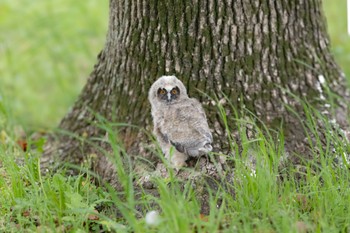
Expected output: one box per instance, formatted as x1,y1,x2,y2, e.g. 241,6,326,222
148,75,213,168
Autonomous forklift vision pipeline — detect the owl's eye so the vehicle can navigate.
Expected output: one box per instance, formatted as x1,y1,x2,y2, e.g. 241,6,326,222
159,89,166,95
171,89,177,95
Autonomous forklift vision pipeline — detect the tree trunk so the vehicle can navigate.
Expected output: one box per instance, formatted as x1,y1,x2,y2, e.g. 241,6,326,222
43,0,349,204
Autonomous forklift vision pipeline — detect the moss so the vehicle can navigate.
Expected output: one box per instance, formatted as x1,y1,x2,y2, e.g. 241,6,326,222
131,30,140,44
157,2,168,29
201,27,213,54
224,59,235,74
222,44,230,56
243,55,255,75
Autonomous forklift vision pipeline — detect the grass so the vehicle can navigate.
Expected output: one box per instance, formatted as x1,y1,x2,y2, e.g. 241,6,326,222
1,0,350,232
1,97,350,232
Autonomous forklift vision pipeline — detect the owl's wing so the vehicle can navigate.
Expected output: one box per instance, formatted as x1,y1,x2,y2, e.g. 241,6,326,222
161,99,212,157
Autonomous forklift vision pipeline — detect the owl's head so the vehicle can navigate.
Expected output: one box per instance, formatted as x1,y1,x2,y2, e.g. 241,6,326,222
148,75,188,105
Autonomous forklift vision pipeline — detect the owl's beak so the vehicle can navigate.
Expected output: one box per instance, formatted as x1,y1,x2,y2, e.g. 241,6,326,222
167,92,172,102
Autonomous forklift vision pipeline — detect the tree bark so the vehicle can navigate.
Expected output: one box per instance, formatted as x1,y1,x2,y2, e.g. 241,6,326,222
42,0,349,209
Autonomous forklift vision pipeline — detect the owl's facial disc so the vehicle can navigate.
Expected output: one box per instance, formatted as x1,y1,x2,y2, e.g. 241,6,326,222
157,86,180,103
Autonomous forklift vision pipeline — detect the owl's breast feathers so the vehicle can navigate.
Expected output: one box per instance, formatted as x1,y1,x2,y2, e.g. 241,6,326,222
155,98,213,157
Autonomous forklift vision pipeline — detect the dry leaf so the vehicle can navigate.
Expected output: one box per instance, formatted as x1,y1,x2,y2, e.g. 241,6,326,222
88,210,100,221
22,209,31,217
199,214,209,222
17,139,28,152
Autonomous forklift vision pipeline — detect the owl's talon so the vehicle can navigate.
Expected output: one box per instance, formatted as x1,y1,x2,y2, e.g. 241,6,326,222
169,149,188,169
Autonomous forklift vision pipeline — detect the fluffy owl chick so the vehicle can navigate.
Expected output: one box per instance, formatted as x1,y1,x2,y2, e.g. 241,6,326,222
148,75,213,169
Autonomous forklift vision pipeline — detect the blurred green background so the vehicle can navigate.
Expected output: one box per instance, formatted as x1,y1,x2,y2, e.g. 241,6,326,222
0,0,109,130
0,0,348,131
